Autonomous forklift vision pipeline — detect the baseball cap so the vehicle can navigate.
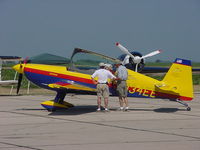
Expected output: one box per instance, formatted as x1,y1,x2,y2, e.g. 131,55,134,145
99,62,105,67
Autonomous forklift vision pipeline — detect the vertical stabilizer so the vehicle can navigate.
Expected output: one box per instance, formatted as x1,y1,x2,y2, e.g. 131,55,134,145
162,58,193,101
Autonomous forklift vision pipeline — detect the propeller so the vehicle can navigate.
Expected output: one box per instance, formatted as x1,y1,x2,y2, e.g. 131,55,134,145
16,57,29,94
141,50,162,59
16,72,23,94
116,42,162,72
116,42,135,59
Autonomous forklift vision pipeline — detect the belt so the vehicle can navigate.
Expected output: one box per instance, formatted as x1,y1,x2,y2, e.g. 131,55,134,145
98,83,107,84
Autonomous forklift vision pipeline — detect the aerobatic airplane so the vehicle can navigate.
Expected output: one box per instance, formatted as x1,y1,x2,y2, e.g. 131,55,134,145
13,45,193,111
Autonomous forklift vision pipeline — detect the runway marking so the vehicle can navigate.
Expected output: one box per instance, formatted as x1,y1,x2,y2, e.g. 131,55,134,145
1,110,200,141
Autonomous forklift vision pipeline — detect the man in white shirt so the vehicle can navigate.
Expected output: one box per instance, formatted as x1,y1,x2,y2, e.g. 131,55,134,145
91,62,116,111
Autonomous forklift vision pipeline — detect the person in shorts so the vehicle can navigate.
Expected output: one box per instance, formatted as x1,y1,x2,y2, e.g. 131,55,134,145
115,62,129,111
91,62,116,111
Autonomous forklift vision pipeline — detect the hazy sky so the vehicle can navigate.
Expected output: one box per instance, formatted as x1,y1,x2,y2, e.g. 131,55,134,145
0,0,200,62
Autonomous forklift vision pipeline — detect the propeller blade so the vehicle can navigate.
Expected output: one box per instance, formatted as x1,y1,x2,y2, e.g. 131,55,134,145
116,42,135,59
141,50,162,59
135,63,139,72
14,57,28,94
16,73,23,94
122,55,130,65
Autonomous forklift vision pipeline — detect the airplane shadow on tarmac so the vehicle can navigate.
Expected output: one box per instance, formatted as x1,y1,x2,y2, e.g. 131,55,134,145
49,105,97,116
48,106,187,116
153,108,185,113
16,106,187,115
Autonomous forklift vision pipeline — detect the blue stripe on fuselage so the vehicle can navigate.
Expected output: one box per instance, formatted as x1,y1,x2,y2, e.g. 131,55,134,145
24,71,96,91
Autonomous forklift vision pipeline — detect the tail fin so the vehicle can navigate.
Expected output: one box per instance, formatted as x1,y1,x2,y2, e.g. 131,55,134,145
162,58,193,101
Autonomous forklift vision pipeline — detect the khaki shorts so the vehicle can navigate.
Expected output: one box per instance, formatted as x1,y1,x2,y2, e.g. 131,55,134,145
116,80,127,98
96,84,109,98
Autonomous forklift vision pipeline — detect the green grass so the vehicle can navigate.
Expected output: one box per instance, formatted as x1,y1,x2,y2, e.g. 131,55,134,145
1,69,38,88
145,62,171,67
192,62,200,67
193,74,200,85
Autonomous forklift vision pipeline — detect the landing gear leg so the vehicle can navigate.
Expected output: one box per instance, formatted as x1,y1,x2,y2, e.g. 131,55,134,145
175,99,191,111
41,90,74,112
54,91,67,104
47,91,67,112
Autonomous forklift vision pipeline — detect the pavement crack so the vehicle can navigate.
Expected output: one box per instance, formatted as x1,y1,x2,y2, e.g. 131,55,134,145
0,141,43,150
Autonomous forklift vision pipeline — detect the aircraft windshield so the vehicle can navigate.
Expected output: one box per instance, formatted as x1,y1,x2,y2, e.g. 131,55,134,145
69,48,119,74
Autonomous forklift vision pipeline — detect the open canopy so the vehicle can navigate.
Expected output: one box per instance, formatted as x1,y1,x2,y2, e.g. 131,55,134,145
28,53,70,65
68,48,120,74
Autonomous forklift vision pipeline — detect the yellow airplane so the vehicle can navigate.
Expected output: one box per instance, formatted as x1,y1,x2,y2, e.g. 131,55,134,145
13,48,193,111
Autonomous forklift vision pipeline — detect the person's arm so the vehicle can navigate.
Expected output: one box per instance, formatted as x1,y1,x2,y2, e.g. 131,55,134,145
108,71,117,80
91,77,98,84
116,68,122,80
91,71,98,84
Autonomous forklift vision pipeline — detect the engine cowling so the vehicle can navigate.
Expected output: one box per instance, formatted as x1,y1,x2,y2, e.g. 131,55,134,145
118,51,145,72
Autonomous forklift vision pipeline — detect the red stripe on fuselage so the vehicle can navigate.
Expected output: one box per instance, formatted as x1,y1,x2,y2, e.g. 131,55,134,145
128,87,193,101
154,91,192,101
24,67,93,84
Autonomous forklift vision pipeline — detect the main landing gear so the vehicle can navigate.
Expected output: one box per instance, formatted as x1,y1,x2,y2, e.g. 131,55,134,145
41,91,74,112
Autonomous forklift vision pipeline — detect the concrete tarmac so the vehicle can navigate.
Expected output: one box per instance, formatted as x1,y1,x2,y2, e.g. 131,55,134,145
0,93,200,150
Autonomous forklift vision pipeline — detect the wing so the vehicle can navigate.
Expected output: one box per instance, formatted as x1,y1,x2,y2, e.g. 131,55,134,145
48,81,96,92
141,66,169,73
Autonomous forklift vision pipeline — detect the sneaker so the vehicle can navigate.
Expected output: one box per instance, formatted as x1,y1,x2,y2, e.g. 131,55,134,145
105,108,109,112
97,108,101,111
118,107,123,111
124,107,129,111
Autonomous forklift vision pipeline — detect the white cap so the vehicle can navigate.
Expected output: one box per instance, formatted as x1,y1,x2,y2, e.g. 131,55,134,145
105,63,112,68
99,62,105,67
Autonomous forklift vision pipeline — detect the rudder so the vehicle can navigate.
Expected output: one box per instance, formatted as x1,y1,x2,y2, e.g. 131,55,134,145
162,58,193,101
